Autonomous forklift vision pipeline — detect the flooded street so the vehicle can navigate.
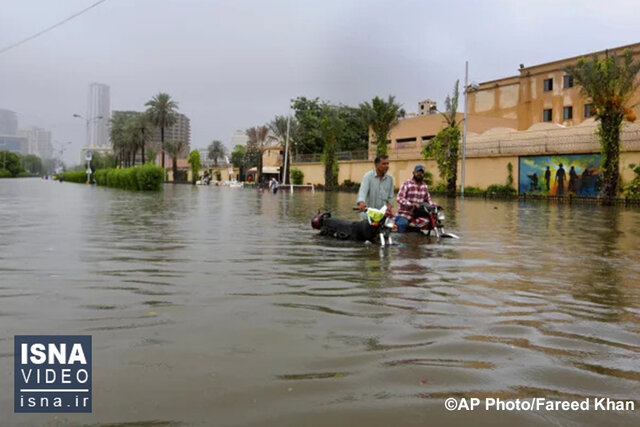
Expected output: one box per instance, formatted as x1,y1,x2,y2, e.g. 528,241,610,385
1,178,640,426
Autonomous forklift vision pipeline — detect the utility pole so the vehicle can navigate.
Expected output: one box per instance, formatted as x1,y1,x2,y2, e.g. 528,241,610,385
283,112,290,186
461,61,469,198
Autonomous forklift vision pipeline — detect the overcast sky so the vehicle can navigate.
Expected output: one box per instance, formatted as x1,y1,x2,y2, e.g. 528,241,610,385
1,0,639,163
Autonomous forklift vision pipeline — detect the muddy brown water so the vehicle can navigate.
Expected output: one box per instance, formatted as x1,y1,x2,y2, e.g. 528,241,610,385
1,179,640,426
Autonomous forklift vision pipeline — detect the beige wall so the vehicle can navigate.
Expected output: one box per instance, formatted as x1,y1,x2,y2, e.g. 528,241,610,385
292,152,640,192
168,166,238,182
292,157,510,190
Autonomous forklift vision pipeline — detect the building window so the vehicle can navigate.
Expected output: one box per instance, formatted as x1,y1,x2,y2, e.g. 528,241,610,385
563,106,573,120
563,75,574,88
543,78,553,91
543,109,553,122
584,104,593,118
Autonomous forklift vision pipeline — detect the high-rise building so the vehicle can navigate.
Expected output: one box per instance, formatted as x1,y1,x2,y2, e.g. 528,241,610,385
150,112,191,147
150,112,191,164
230,130,249,148
0,109,18,135
18,126,53,158
86,83,110,147
0,135,28,154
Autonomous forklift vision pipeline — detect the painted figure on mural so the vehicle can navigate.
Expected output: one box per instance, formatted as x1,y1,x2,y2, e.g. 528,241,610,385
527,172,539,192
544,166,551,192
555,163,566,195
568,166,578,193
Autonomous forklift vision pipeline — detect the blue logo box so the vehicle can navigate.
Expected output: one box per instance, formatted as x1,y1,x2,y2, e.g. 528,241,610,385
14,335,92,413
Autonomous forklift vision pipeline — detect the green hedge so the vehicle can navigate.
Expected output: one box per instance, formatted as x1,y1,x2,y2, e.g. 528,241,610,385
58,170,89,183
0,169,11,178
94,164,164,191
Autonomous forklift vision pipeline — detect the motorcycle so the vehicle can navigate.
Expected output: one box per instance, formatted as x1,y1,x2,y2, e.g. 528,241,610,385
405,203,459,239
311,206,396,247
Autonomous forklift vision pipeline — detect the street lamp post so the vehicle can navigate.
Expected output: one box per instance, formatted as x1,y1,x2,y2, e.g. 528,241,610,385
73,113,103,146
283,110,291,189
461,61,469,198
54,141,72,174
461,61,479,198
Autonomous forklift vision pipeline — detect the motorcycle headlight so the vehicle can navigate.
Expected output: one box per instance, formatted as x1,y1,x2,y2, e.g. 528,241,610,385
437,212,445,222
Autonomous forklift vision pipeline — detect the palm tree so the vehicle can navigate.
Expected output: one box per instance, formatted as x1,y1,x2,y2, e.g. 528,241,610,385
565,49,640,204
360,95,405,156
165,139,188,182
110,113,131,167
131,113,154,165
245,125,270,184
145,93,178,176
207,140,226,167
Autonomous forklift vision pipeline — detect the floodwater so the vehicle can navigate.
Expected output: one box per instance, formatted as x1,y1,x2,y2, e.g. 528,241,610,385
1,178,640,426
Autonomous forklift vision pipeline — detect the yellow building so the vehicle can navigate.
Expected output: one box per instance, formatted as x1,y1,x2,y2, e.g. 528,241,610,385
377,112,517,161
293,42,640,191
466,42,640,130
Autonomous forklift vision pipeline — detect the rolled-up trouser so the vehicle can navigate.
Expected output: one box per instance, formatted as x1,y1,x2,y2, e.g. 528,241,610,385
395,215,409,232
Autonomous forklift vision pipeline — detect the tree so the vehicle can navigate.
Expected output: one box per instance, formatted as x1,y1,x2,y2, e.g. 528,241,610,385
110,113,131,167
336,105,369,151
146,144,158,164
565,49,640,204
187,149,201,185
319,105,344,191
360,95,405,156
291,97,369,156
230,145,247,180
207,140,226,167
22,154,42,174
0,151,24,176
423,81,462,197
131,113,154,165
145,93,178,177
291,97,324,154
89,152,115,172
268,115,298,183
166,139,188,182
245,125,270,184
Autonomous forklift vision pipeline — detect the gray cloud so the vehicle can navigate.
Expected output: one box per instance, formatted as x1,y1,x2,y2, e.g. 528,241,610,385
1,0,639,163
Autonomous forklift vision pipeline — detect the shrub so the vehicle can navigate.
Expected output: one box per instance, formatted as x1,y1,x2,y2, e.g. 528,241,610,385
486,184,517,198
625,163,640,200
59,170,89,183
93,164,164,191
463,186,484,196
290,168,304,185
430,181,447,194
341,179,358,189
0,169,11,178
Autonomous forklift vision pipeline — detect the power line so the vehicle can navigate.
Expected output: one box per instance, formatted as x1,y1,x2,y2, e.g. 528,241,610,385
0,0,110,55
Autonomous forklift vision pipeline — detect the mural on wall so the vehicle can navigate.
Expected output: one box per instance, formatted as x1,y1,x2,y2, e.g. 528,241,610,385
518,154,602,196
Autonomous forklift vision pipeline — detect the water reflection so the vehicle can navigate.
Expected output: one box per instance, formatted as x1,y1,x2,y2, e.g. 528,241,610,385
1,179,640,426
